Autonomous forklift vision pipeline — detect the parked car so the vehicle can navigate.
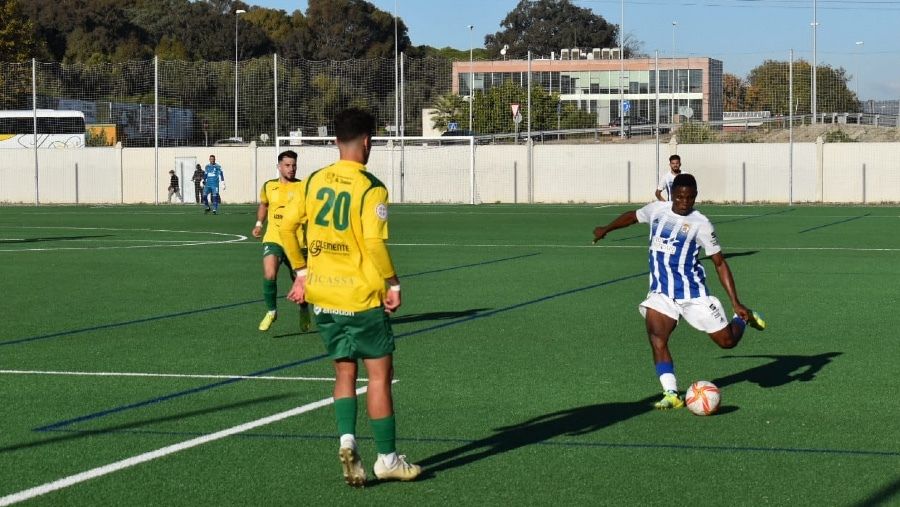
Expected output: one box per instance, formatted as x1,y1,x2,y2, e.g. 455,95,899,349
608,116,669,135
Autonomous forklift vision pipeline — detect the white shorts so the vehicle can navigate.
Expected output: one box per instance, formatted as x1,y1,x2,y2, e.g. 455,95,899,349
639,292,730,333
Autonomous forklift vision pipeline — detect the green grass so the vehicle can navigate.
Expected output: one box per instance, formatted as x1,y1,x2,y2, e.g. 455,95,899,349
1,203,898,506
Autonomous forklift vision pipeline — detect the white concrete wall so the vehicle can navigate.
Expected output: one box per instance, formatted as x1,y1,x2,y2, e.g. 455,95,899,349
2,142,899,204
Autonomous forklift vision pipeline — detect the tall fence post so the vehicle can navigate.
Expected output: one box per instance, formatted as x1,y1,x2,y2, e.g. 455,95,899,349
154,55,159,205
75,163,79,204
527,50,533,204
742,162,747,204
789,49,794,206
862,163,867,204
32,58,38,206
627,161,632,204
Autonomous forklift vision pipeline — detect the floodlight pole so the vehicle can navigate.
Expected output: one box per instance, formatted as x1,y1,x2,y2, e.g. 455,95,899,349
671,21,677,125
854,41,864,108
468,24,474,133
811,0,817,124
619,0,625,138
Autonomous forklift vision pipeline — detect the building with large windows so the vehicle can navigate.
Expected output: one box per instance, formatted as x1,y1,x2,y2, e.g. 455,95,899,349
452,54,723,126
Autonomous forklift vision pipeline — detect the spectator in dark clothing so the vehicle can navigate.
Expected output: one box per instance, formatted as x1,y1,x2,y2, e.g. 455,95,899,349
191,164,205,204
167,170,183,204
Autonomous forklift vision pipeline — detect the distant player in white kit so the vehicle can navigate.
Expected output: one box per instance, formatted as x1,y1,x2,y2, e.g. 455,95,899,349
593,173,766,410
655,154,684,201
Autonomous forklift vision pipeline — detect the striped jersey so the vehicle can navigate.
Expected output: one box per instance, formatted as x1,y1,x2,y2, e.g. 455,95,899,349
280,160,391,312
636,200,721,300
656,170,683,201
259,178,303,245
204,163,224,187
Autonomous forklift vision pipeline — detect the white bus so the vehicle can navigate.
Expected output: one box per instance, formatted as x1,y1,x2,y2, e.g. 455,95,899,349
0,110,86,148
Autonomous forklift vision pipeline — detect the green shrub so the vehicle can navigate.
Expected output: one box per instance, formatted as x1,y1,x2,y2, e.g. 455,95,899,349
676,121,718,144
823,129,857,143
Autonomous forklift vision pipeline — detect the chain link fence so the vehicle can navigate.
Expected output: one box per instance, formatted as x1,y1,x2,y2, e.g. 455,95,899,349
1,53,898,204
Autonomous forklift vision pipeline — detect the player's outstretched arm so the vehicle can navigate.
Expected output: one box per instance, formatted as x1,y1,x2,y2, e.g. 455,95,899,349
709,252,750,321
593,210,638,243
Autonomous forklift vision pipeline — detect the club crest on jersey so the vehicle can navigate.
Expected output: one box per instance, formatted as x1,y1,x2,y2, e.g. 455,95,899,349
681,224,691,233
375,203,388,220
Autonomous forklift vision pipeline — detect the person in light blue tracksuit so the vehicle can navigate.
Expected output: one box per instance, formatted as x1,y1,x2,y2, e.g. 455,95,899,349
202,154,225,214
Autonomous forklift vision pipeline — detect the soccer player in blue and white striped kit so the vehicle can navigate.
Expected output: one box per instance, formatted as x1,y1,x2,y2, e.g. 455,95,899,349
202,154,225,214
593,173,766,410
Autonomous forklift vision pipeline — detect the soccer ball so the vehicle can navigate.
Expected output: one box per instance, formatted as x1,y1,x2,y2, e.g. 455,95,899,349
685,381,720,416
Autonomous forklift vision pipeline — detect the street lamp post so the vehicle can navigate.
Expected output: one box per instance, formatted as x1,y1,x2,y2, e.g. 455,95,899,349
855,41,864,108
671,21,677,124
811,0,817,124
468,25,474,133
234,9,246,140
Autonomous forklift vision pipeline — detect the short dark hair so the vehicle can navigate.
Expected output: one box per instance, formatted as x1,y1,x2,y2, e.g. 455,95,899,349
334,108,375,143
672,173,697,191
278,150,298,161
669,154,681,162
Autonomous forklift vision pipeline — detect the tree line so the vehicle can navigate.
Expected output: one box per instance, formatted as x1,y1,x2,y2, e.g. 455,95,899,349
0,0,858,141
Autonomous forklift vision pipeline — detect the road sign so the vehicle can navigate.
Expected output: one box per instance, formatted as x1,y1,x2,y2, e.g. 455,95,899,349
622,100,631,113
513,112,523,124
510,103,520,118
678,106,694,119
448,121,459,131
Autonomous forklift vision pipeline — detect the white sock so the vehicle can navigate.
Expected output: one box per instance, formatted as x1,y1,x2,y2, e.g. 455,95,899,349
659,373,678,392
340,434,356,450
379,452,398,468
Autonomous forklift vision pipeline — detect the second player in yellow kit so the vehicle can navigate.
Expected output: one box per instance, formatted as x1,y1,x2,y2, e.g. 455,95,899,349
280,108,420,487
251,150,312,332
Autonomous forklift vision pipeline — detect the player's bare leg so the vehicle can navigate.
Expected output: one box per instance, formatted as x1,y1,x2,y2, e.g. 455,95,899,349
644,309,684,410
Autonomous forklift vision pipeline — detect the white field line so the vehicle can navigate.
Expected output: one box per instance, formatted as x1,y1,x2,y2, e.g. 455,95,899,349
0,385,370,506
386,242,900,252
0,226,246,252
0,369,367,382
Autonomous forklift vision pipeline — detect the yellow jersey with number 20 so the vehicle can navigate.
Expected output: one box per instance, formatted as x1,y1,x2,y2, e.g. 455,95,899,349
279,160,392,312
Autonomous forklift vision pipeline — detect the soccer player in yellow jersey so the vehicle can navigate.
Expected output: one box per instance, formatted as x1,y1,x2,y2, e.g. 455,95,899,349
251,150,312,332
280,108,420,487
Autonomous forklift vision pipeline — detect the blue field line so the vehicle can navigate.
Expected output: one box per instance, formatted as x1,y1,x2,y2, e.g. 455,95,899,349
0,299,264,347
39,427,900,458
798,213,871,234
32,269,645,433
404,252,541,278
394,271,647,340
2,252,540,347
33,353,329,432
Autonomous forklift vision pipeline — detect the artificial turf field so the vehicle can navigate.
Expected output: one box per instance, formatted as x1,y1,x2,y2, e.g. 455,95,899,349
0,203,898,506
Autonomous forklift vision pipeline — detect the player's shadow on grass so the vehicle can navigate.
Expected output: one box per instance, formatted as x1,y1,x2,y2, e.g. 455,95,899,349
391,309,491,325
0,234,113,244
417,352,841,478
853,476,900,507
273,309,492,338
702,250,759,261
715,352,841,388
1,393,294,454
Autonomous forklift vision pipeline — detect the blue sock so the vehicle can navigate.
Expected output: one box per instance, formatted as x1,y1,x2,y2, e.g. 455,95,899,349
655,361,674,377
731,314,747,332
655,361,677,392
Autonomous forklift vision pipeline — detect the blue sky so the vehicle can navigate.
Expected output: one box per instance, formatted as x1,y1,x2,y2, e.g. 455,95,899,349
248,0,900,100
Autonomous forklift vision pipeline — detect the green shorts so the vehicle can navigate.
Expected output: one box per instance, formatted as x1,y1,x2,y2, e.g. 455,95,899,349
315,305,395,360
261,242,293,268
